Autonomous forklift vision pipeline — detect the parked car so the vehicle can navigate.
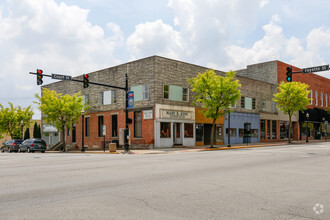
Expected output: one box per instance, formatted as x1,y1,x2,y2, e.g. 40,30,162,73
19,138,47,153
1,139,23,153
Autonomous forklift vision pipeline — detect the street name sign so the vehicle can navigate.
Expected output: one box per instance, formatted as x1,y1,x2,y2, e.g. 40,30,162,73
302,65,329,74
51,74,72,80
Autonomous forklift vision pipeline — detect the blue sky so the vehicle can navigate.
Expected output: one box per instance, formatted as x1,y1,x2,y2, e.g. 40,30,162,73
0,0,330,119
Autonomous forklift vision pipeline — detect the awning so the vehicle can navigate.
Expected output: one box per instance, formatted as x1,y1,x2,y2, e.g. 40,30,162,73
299,108,329,122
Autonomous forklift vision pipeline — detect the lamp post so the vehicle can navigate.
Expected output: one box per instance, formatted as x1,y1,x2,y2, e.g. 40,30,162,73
227,111,231,147
20,120,24,140
306,113,309,143
81,109,85,152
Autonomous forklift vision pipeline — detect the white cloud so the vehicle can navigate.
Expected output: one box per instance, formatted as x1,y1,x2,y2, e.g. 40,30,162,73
225,15,284,68
127,19,184,59
0,0,124,117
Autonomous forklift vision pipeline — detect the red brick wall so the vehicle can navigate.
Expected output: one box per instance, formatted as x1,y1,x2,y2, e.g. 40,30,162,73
277,61,330,110
71,108,155,150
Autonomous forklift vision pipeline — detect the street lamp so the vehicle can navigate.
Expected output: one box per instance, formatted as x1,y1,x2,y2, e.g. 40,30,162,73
227,110,231,147
20,120,24,140
81,109,85,152
306,113,309,143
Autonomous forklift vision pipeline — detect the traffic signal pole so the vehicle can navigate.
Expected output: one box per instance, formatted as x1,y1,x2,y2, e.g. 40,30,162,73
124,73,129,153
29,70,130,153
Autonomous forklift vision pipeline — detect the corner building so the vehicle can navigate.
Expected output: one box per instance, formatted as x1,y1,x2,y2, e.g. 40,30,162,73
43,56,329,149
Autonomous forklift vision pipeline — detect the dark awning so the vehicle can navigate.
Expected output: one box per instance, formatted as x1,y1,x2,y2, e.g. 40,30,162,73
299,108,329,122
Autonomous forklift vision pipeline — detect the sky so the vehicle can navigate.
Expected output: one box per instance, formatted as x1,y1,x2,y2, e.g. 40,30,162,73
0,0,330,119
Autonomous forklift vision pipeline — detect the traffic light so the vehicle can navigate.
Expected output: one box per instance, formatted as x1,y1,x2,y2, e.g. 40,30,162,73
286,66,292,82
83,74,89,88
37,69,43,85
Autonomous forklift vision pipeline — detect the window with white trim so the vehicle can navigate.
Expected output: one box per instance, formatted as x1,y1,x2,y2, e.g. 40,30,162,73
163,85,189,102
100,90,116,105
241,96,256,110
321,92,323,107
315,91,318,106
310,90,313,105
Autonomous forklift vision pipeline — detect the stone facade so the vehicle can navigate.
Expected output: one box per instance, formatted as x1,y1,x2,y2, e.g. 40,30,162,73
44,56,324,148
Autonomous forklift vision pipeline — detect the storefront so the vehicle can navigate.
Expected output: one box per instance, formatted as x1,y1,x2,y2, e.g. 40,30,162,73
195,108,224,146
224,112,259,144
299,108,330,140
154,104,195,148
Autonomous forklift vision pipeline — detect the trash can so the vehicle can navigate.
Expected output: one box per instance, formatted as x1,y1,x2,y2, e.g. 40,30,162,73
109,143,116,153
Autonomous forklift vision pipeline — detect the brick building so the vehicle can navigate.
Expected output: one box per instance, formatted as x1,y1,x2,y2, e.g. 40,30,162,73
236,60,330,142
43,56,329,149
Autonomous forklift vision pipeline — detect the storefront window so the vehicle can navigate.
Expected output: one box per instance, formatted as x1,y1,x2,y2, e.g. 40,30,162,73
216,125,223,141
196,124,203,142
267,120,270,139
184,123,193,138
260,120,265,140
226,128,237,137
272,120,277,139
134,111,142,138
251,129,259,137
160,122,171,138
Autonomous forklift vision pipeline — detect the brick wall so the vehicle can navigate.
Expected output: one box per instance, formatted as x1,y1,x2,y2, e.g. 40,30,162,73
277,61,330,110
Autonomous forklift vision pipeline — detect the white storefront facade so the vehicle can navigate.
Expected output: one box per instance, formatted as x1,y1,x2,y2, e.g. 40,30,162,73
154,104,195,148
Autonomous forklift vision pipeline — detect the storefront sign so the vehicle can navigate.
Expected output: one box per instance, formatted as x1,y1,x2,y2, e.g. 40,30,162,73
161,109,192,120
143,110,153,119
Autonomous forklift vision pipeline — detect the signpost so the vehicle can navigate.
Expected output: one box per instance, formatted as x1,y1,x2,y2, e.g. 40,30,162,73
302,65,329,74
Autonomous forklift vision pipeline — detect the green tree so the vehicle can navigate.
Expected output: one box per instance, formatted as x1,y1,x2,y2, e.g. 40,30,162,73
0,102,33,139
24,127,30,140
189,70,241,147
37,124,41,138
35,88,87,152
273,82,310,143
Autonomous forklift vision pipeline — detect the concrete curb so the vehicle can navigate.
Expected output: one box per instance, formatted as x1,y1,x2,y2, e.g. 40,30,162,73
53,140,328,155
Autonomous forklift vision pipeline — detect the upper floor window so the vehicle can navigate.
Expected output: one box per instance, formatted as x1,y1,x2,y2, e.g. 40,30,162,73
262,101,266,111
315,91,318,106
326,94,328,107
241,96,256,110
163,85,169,99
321,92,323,107
163,85,189,102
310,90,313,105
100,90,116,105
82,95,89,105
130,85,149,101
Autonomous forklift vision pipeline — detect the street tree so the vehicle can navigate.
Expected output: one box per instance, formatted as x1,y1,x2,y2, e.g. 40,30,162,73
0,102,33,139
273,82,310,143
35,88,87,152
189,70,241,147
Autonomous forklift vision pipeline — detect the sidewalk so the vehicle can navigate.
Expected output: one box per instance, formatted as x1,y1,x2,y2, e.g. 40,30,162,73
69,139,329,155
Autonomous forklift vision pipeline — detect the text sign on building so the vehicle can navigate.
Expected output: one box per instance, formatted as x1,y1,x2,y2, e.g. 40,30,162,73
143,110,153,119
51,74,72,80
128,91,134,109
161,110,192,120
302,65,329,74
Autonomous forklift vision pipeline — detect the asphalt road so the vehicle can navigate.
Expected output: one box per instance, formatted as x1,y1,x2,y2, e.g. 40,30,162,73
0,143,329,220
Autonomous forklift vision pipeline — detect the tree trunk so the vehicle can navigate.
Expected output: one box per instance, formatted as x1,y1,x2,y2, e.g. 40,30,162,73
210,118,216,148
288,113,292,144
61,124,66,152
